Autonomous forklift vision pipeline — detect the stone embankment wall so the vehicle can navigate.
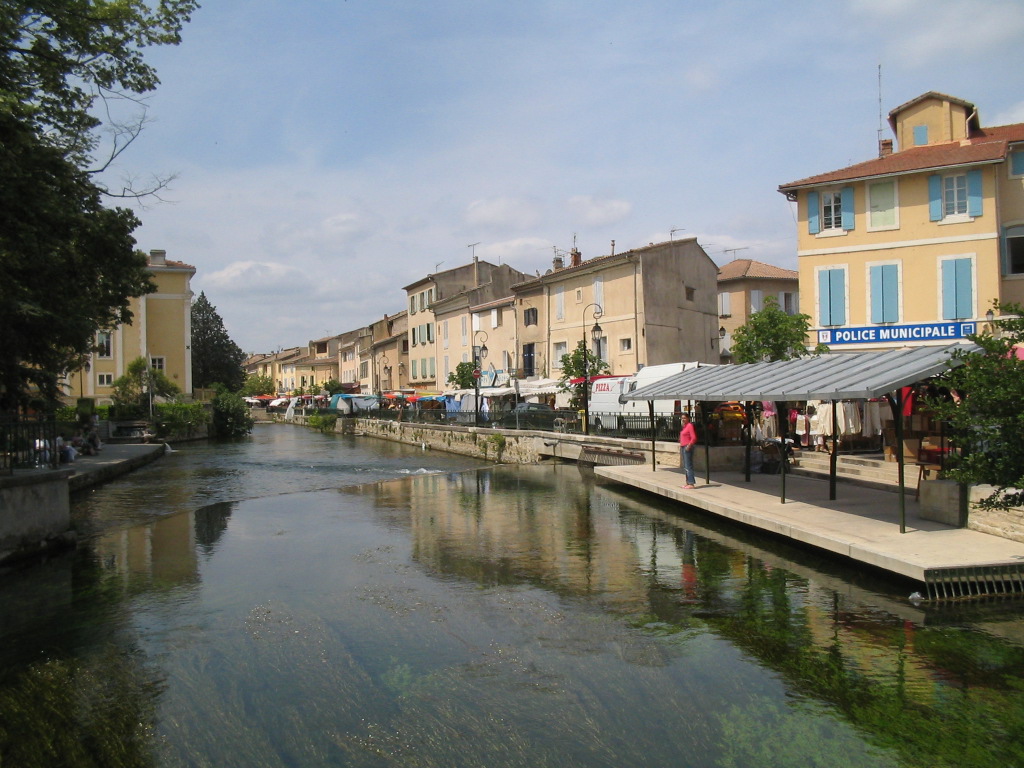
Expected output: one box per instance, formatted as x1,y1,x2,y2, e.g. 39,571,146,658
967,485,1024,544
354,419,545,463
0,470,74,564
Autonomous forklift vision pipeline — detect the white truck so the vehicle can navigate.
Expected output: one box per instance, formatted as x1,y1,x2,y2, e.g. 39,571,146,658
588,362,712,433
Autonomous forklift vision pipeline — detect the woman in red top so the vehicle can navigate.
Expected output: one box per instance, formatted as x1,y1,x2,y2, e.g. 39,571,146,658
679,413,697,488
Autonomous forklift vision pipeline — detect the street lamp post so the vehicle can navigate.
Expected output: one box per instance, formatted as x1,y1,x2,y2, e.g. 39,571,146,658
473,331,488,427
378,354,389,397
581,304,603,435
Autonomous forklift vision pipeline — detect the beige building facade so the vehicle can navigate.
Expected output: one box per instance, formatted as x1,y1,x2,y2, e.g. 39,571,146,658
779,92,1024,351
66,250,195,405
511,239,720,379
716,259,800,361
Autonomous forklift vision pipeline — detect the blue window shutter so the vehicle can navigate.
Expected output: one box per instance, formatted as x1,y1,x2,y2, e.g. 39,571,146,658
870,266,884,323
807,191,820,234
955,258,973,318
913,125,928,146
818,269,831,324
831,270,846,326
928,175,943,221
876,264,898,323
841,187,855,230
967,169,983,216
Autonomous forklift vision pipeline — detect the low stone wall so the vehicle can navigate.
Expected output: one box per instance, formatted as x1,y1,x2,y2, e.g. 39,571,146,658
967,485,1024,544
0,470,74,565
353,419,545,463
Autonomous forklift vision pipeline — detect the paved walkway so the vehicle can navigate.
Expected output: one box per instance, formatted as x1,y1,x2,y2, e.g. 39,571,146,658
64,442,166,491
595,464,1024,585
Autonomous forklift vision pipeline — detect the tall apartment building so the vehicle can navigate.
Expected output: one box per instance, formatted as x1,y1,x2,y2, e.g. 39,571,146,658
510,238,720,378
66,250,195,404
404,260,529,391
779,91,1024,350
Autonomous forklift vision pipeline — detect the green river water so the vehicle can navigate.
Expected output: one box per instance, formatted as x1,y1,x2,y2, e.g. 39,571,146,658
1,425,1023,767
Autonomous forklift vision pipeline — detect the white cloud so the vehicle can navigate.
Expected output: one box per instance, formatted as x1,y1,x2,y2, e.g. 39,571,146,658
464,197,543,230
566,195,633,228
990,101,1024,127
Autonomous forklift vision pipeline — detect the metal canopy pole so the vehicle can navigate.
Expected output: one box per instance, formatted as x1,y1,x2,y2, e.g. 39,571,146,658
701,403,711,485
744,401,753,483
895,388,906,533
648,400,656,472
829,400,838,501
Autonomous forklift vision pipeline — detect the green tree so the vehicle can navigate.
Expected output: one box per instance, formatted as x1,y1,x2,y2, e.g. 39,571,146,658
926,303,1024,511
210,388,254,439
0,112,154,411
1,0,199,168
239,374,275,397
110,356,180,419
730,295,829,363
320,378,347,395
191,292,246,391
0,1,197,411
557,340,610,409
447,361,477,389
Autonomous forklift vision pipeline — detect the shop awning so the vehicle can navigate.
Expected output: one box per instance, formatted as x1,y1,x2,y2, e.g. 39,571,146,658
622,343,979,404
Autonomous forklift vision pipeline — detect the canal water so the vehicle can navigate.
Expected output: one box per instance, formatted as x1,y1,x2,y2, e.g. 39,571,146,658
2,425,1024,767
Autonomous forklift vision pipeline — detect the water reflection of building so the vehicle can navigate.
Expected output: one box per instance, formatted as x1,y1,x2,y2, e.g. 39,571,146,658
357,467,651,608
95,511,198,588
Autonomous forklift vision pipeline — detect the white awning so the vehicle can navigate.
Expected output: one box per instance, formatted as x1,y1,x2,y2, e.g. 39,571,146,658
622,343,978,403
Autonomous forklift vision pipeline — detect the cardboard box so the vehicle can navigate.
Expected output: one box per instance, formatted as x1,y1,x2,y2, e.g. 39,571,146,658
901,438,920,462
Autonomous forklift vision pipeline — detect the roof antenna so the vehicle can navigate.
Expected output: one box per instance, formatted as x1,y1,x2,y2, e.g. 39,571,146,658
724,247,749,261
877,63,884,156
670,227,684,241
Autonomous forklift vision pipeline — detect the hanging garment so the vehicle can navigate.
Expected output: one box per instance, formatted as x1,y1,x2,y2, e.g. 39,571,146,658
840,401,861,435
817,401,834,437
862,400,883,436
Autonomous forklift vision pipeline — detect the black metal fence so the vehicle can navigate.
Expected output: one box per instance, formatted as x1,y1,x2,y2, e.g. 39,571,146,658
282,405,686,441
0,415,59,474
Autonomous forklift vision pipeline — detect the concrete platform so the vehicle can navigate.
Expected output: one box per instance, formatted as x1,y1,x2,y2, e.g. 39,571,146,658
595,464,1024,593
65,443,166,492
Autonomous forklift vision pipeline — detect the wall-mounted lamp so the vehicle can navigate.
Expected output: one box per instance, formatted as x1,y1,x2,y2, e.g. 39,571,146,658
711,326,726,344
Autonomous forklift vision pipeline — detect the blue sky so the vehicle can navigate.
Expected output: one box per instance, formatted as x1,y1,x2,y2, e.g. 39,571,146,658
107,0,1024,353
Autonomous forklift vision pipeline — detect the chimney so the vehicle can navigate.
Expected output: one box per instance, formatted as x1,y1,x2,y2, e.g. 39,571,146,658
878,138,893,157
610,240,615,256
570,248,582,267
553,254,564,271
149,249,167,266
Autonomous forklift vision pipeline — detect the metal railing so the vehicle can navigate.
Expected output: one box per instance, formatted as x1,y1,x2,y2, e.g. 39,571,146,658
0,415,60,474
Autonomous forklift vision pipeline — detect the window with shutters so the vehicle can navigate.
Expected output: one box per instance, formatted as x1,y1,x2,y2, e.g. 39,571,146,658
1004,225,1024,275
808,187,854,235
523,307,538,326
868,180,898,231
552,341,567,368
822,191,842,231
868,263,900,324
930,170,982,223
522,343,535,377
817,267,847,327
940,256,974,320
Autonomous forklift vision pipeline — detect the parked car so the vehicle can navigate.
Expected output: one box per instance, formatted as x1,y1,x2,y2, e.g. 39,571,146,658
500,402,559,430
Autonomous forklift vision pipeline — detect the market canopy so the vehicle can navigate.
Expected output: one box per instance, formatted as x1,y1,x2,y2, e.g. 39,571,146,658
622,343,979,404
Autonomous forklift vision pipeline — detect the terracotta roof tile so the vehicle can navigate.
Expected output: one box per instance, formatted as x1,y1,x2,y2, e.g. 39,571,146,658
717,259,797,282
779,121,1024,192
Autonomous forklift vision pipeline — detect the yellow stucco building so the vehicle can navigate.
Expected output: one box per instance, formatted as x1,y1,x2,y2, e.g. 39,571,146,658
66,249,195,404
779,92,1024,350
